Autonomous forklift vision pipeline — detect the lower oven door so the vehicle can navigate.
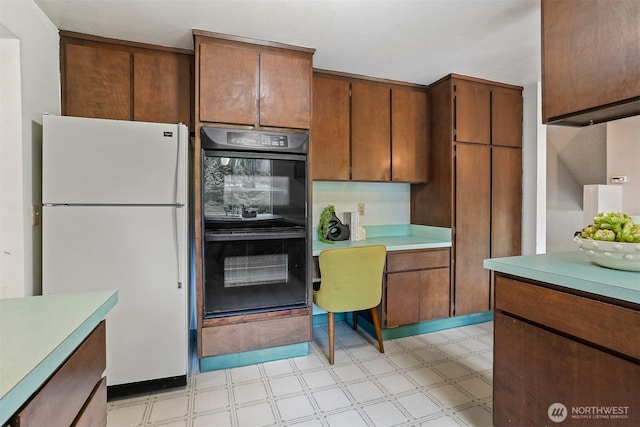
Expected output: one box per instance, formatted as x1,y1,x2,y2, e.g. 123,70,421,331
203,229,307,318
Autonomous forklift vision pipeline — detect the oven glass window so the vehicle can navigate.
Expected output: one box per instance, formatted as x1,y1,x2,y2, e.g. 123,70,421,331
224,254,288,287
204,237,307,317
202,155,306,227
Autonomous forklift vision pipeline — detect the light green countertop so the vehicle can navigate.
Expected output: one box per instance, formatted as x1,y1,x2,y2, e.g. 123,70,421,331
484,251,639,305
312,224,451,256
0,290,118,425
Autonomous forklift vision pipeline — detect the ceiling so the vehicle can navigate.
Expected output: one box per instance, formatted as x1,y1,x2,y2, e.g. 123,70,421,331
34,0,541,87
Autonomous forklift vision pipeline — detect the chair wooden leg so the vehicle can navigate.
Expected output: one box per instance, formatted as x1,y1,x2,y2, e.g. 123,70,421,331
352,311,358,330
370,307,384,354
328,311,335,364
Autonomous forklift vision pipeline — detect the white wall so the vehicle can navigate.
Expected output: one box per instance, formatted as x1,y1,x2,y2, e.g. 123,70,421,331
521,82,546,255
545,115,640,253
546,138,587,253
0,0,60,297
607,116,640,216
312,182,410,229
0,38,24,298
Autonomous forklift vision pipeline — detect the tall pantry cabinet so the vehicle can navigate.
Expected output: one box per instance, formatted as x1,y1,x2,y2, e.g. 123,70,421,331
411,74,522,316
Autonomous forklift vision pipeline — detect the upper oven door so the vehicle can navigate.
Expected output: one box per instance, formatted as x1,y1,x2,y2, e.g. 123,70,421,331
202,150,307,230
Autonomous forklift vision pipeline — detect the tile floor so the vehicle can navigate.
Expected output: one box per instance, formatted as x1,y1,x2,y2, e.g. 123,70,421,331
107,321,494,427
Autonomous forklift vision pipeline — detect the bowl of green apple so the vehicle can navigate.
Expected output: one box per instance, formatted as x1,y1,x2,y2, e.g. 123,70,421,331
574,212,640,272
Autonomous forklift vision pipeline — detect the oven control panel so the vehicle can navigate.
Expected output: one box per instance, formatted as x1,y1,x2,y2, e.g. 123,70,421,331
228,132,288,148
201,126,308,153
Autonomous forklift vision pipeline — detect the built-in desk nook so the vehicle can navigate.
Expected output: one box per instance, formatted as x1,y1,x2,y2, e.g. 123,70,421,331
313,225,491,340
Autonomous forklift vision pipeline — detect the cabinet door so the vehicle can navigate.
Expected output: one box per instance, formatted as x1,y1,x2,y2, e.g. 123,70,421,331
199,43,258,125
351,81,391,181
542,0,640,123
392,88,428,182
492,147,522,259
64,43,131,120
133,52,192,127
311,75,350,180
385,271,420,327
260,52,312,129
492,87,523,147
73,377,107,427
494,312,640,427
454,79,490,144
11,322,106,427
454,143,491,315
418,267,450,321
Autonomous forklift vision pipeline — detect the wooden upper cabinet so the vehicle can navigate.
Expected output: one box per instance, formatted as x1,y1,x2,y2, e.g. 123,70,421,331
311,71,428,183
492,86,523,147
133,52,192,126
454,79,490,144
452,76,522,147
61,32,194,128
391,88,428,182
196,32,313,129
311,75,350,180
64,43,131,120
542,0,640,125
351,80,391,181
198,43,259,125
260,52,312,129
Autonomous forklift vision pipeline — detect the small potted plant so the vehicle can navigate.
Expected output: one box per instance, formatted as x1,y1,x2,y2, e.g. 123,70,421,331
318,204,336,244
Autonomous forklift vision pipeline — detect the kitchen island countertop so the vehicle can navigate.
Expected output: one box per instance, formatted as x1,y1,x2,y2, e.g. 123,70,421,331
312,224,451,256
484,251,639,305
0,290,118,425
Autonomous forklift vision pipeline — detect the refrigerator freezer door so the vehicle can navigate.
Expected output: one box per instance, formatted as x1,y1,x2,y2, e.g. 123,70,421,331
42,205,188,386
42,115,187,205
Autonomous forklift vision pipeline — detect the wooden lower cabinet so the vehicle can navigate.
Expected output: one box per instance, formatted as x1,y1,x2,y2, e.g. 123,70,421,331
493,275,640,426
200,310,311,357
8,322,107,427
383,248,450,328
385,267,449,327
74,377,107,427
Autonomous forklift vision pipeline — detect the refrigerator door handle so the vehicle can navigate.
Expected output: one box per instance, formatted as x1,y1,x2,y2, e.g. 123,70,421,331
175,206,186,290
175,124,187,290
176,124,187,205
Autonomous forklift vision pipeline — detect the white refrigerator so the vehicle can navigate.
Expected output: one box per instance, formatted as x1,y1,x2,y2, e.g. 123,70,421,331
42,114,188,394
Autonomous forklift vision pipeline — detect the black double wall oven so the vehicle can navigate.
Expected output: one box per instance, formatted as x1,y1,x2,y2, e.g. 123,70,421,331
201,127,309,318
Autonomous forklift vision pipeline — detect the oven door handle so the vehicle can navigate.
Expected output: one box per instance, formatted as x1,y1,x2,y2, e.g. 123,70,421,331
205,230,306,242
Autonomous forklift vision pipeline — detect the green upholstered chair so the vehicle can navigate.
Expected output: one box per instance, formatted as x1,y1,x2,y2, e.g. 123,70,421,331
313,245,387,364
